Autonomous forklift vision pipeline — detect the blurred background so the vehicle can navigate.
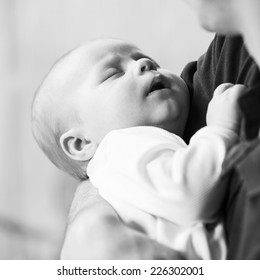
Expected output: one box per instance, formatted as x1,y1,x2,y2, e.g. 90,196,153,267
0,0,213,259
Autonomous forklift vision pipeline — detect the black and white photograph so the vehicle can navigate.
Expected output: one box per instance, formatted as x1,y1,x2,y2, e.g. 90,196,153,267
1,0,260,269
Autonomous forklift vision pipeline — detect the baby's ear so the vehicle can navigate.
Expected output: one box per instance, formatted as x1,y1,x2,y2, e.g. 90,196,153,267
60,128,97,161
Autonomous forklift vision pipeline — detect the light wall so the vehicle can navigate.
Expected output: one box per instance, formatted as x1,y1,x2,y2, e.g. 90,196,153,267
0,0,213,259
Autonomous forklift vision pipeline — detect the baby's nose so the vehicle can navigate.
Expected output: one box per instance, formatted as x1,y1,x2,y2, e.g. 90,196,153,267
134,58,157,75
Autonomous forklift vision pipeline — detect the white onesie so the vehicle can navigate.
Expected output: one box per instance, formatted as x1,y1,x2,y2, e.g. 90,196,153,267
87,126,238,259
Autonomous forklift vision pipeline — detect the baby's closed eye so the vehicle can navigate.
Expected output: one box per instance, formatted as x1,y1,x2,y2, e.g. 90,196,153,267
102,68,124,82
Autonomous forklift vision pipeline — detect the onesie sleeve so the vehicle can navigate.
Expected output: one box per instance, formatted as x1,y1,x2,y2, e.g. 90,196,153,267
146,126,238,225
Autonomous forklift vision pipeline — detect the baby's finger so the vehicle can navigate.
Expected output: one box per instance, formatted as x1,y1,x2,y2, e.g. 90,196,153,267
230,84,247,93
214,83,234,95
228,84,247,99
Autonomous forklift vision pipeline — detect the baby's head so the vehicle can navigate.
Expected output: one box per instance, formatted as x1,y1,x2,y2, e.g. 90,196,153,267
31,38,189,180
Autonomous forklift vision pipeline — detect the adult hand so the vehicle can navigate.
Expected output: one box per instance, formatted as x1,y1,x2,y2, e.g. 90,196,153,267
60,180,184,260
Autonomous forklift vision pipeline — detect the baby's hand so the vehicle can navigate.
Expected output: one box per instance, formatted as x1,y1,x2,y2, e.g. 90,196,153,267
206,83,246,133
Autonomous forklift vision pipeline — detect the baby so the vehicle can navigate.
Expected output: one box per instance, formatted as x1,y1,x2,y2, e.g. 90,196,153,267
31,38,244,259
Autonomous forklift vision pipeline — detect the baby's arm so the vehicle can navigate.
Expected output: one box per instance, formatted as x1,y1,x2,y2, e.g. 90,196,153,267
167,83,245,224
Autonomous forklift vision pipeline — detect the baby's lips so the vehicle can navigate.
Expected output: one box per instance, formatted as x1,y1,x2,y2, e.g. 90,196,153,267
147,75,168,96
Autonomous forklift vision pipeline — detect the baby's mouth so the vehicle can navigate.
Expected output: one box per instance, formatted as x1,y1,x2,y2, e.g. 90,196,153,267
147,76,167,96
151,81,165,91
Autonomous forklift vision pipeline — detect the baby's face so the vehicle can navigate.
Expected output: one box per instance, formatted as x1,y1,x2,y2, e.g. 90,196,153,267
75,39,189,143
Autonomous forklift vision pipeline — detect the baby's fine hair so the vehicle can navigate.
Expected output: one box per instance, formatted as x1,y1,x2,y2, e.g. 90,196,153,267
31,49,88,181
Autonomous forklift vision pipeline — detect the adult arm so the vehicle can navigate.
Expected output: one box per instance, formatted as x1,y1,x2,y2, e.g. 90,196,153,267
60,180,184,259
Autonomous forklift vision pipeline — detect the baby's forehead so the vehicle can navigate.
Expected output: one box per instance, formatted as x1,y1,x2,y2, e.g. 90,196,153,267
81,39,142,63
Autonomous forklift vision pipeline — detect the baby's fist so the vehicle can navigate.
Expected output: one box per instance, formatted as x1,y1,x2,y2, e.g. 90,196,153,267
206,83,246,133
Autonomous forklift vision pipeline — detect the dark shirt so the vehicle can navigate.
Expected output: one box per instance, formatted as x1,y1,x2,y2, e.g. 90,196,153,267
181,34,260,142
181,34,260,259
